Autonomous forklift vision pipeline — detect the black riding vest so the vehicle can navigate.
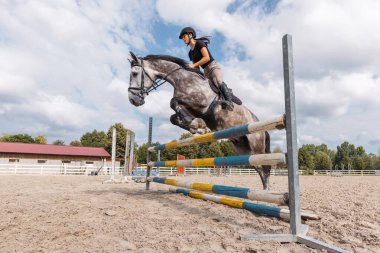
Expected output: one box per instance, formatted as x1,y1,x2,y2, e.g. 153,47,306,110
188,40,214,69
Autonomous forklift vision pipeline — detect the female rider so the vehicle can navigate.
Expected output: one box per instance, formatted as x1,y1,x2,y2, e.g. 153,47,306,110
179,27,234,111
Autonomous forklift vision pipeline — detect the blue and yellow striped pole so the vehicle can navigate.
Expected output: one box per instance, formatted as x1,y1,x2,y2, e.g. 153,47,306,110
148,115,285,152
169,187,319,221
148,153,286,168
153,177,288,205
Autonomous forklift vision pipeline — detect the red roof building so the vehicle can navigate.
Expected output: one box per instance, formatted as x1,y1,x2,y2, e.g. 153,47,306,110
0,142,115,174
0,142,110,157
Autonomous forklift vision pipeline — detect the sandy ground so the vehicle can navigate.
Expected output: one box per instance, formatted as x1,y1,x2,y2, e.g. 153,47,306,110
0,174,379,253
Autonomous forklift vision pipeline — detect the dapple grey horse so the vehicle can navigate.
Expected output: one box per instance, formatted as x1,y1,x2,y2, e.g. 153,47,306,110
128,52,272,189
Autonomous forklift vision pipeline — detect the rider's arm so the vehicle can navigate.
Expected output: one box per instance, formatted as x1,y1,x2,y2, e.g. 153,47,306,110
190,47,210,68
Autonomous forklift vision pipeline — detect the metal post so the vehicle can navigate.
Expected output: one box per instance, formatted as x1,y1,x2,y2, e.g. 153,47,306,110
157,150,161,176
146,117,153,190
282,34,302,235
128,133,135,175
111,127,116,181
240,34,350,253
124,132,131,175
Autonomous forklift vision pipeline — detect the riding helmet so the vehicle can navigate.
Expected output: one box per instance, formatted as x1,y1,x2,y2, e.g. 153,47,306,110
179,27,196,39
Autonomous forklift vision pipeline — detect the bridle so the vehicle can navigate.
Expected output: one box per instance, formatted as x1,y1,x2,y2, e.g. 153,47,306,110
128,58,182,100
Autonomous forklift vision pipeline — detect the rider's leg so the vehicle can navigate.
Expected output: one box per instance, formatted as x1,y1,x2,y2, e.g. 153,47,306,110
170,98,193,125
219,82,234,111
204,61,234,111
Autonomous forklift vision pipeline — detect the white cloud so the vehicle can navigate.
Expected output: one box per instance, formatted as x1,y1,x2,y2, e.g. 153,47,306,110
155,0,380,153
0,0,156,143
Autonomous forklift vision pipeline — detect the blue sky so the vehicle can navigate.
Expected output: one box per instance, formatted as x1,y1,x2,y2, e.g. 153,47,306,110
1,0,379,155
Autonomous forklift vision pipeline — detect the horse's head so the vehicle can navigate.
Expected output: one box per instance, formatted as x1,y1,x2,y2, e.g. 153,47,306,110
128,51,156,106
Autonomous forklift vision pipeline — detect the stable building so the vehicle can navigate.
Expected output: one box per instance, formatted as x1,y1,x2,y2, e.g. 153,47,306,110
0,141,113,168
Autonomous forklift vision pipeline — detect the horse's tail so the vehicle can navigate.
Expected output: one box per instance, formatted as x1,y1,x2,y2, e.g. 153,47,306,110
265,131,270,154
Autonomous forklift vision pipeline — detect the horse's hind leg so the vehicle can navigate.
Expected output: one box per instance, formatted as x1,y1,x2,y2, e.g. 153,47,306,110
245,131,271,190
231,135,268,189
257,165,271,190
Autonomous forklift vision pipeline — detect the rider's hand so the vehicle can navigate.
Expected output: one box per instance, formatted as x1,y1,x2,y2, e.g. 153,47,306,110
188,63,197,69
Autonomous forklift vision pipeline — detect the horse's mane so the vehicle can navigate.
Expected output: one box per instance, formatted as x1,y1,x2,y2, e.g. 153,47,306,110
143,54,204,76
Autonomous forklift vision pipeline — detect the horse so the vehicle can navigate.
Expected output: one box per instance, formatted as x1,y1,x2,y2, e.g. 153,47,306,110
128,52,272,190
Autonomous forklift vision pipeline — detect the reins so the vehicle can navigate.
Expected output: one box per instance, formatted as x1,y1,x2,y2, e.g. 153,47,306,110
128,58,182,99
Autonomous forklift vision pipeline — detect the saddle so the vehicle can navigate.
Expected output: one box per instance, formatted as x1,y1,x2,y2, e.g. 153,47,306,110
208,80,242,105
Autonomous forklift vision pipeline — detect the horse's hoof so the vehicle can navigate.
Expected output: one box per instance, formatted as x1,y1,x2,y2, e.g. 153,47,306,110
196,129,207,134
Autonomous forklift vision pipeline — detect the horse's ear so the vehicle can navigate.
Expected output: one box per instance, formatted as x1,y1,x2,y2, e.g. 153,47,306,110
129,51,138,64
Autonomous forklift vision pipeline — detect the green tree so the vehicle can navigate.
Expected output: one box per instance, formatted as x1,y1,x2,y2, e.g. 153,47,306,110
315,144,329,154
161,146,178,161
34,135,47,144
355,146,366,156
208,142,223,157
53,139,65,145
135,143,158,164
352,156,364,170
80,130,107,147
314,151,332,170
298,145,315,172
362,155,374,170
1,134,34,143
70,140,82,146
375,155,380,169
220,140,235,156
106,123,134,159
334,141,355,168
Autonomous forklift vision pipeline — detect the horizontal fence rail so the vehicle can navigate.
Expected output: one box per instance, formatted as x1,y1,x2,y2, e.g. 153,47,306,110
0,164,124,175
313,170,378,176
0,163,377,176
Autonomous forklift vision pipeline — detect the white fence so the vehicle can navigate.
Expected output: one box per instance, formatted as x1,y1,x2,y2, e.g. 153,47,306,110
0,163,378,176
157,167,305,176
313,170,378,176
0,163,124,175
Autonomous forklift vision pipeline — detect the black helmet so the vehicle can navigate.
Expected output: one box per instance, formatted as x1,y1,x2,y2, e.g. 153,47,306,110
179,27,196,39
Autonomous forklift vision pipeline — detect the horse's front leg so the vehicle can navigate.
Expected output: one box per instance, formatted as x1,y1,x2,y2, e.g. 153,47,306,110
170,114,208,134
170,98,193,126
170,98,209,134
170,113,192,132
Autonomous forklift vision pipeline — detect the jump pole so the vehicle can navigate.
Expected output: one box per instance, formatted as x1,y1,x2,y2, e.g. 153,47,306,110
169,187,318,221
148,115,285,152
148,153,286,168
152,177,289,206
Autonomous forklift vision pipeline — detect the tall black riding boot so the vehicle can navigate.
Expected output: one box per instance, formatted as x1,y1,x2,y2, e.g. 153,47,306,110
219,82,234,111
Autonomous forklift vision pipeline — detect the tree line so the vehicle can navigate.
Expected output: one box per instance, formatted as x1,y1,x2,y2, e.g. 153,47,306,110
1,123,379,171
298,142,380,173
